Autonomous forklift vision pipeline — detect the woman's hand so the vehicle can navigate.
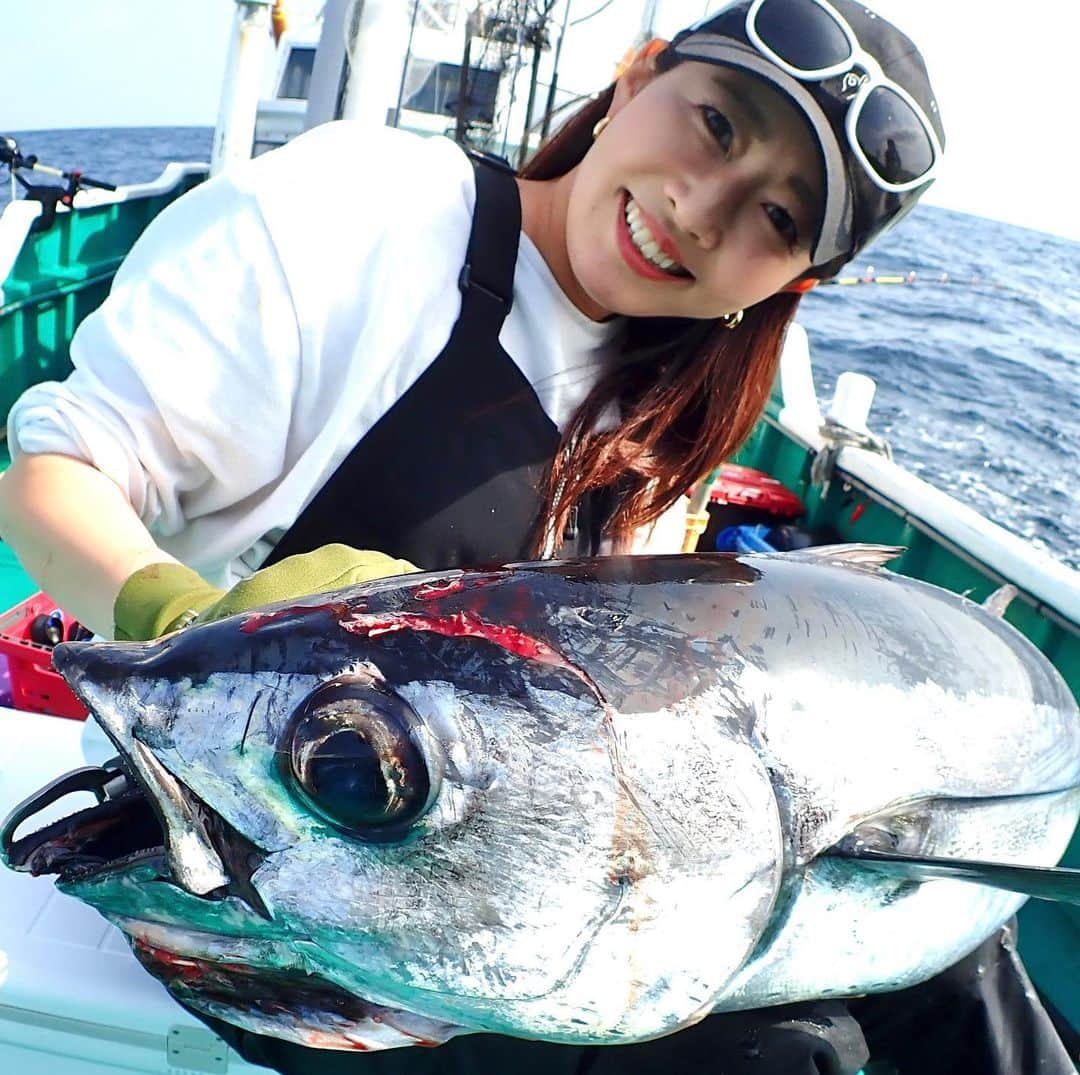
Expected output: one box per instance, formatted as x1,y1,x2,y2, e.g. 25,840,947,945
0,452,180,639
114,545,419,641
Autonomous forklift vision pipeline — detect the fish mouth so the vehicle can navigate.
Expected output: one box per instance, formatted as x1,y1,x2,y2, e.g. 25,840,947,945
15,638,272,904
2,759,165,882
1,755,271,917
2,765,464,1050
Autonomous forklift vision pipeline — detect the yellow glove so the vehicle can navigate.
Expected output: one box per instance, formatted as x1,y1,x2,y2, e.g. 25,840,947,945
113,544,419,641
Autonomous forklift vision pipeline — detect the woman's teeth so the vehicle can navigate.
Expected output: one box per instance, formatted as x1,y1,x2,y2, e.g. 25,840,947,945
625,198,688,276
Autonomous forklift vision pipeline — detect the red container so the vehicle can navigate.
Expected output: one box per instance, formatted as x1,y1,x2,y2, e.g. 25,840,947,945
710,464,805,518
0,592,88,720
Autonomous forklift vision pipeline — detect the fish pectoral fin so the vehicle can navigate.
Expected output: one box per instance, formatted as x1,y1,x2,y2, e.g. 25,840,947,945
784,544,905,570
823,842,1080,907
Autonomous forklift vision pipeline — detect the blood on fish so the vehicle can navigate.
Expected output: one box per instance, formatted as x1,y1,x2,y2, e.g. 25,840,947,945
240,603,344,634
413,578,466,600
133,939,208,984
341,611,603,702
303,1030,370,1050
413,571,513,601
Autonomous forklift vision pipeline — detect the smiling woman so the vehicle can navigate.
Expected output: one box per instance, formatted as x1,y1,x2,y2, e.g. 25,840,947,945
12,3,1071,1075
510,0,946,559
523,59,823,321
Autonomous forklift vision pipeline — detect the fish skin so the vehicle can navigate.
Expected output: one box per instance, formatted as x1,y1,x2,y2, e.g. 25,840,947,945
8,552,1080,1051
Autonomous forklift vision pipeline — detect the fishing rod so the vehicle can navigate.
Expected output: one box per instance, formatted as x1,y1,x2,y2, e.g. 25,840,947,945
818,265,1015,292
0,135,116,229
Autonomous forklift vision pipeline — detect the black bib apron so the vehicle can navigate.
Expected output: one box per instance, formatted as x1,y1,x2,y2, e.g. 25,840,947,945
263,155,606,571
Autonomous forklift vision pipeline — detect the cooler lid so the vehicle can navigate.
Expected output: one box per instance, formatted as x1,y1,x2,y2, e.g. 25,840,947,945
710,464,805,518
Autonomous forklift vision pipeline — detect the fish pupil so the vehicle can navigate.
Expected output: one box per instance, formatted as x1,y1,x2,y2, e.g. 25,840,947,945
306,728,403,825
281,677,436,841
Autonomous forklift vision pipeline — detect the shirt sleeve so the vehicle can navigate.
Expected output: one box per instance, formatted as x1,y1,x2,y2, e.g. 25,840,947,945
7,162,302,539
6,122,477,579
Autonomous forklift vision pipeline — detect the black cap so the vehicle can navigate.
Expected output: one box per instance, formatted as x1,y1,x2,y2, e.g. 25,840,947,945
666,0,945,277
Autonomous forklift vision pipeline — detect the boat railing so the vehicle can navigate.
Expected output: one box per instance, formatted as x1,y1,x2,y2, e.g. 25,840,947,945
0,162,210,304
771,324,1080,638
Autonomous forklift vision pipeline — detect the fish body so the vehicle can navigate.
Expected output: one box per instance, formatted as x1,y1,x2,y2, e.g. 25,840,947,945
4,552,1079,1050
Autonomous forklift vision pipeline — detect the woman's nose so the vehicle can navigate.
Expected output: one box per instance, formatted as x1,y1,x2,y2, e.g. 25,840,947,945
668,173,744,252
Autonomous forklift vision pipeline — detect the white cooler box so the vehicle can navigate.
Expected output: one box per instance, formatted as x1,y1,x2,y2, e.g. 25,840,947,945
0,708,271,1074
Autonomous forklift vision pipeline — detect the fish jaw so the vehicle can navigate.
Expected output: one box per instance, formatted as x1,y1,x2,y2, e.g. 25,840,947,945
16,826,469,1051
121,920,468,1051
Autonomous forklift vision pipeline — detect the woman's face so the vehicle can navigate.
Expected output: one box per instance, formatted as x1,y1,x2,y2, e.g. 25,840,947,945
558,57,824,321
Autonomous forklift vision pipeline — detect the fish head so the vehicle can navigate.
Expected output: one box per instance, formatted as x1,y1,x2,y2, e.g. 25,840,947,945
6,563,785,1048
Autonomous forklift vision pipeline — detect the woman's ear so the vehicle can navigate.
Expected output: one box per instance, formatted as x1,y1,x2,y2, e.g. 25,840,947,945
610,37,670,113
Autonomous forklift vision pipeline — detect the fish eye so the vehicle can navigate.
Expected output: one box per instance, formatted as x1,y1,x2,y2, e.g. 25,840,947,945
280,676,440,842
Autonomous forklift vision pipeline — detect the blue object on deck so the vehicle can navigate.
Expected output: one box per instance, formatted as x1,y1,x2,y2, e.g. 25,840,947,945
715,525,778,554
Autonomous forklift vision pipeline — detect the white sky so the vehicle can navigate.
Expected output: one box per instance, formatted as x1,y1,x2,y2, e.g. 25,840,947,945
5,0,1079,241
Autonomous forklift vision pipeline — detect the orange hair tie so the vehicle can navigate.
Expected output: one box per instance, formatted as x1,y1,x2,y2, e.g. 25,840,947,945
614,37,669,79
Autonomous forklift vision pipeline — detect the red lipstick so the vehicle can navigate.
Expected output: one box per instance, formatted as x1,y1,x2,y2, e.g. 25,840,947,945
615,192,689,283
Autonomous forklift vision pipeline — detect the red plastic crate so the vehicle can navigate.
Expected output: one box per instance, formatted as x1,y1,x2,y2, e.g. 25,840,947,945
0,592,88,720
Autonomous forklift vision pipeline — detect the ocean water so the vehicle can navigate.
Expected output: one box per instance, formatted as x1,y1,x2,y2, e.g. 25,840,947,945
799,206,1080,573
3,126,1078,570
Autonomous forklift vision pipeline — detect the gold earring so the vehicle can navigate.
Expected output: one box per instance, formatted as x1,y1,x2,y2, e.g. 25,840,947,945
720,309,744,330
592,115,611,139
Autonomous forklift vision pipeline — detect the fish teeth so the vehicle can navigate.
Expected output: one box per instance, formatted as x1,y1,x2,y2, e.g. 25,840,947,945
625,198,684,274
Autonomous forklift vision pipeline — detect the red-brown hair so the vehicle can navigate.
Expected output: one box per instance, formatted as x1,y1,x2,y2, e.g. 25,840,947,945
520,82,803,554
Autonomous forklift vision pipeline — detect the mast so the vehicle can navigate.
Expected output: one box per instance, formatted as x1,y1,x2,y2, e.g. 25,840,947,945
211,0,276,175
305,0,413,131
639,0,662,37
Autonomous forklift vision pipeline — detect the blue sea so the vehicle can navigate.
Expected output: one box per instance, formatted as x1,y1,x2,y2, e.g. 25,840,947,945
4,127,1079,570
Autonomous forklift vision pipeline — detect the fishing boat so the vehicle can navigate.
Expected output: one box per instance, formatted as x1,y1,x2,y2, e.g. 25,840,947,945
1,1,1077,1070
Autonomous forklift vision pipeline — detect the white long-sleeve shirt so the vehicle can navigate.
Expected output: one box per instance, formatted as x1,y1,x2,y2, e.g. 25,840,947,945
8,122,621,587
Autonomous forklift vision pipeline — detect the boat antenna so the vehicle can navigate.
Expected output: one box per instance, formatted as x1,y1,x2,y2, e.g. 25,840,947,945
497,4,527,160
539,0,573,140
392,0,424,127
453,5,483,144
517,5,557,167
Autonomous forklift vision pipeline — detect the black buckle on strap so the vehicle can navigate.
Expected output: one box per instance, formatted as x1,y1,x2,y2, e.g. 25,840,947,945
458,262,511,310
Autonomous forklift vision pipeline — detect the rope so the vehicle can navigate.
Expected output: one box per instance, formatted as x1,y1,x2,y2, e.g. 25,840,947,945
810,417,893,495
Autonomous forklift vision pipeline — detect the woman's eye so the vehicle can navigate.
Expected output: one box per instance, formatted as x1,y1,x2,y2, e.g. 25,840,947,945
765,203,799,249
700,106,733,153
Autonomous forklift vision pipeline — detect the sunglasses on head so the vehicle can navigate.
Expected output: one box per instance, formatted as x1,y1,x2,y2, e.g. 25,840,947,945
744,0,942,193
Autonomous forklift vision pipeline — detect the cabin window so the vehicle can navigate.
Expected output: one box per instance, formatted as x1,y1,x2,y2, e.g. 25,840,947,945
279,47,316,100
403,60,500,124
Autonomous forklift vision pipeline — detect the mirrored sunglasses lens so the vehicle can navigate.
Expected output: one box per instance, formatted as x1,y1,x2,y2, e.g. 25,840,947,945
753,0,851,71
855,86,935,184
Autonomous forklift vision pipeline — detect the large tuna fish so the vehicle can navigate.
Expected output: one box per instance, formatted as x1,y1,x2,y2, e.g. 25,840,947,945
3,551,1079,1051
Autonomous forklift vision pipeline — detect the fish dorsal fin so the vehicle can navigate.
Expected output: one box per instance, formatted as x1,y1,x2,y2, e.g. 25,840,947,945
785,544,905,570
824,842,1080,907
982,583,1019,618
